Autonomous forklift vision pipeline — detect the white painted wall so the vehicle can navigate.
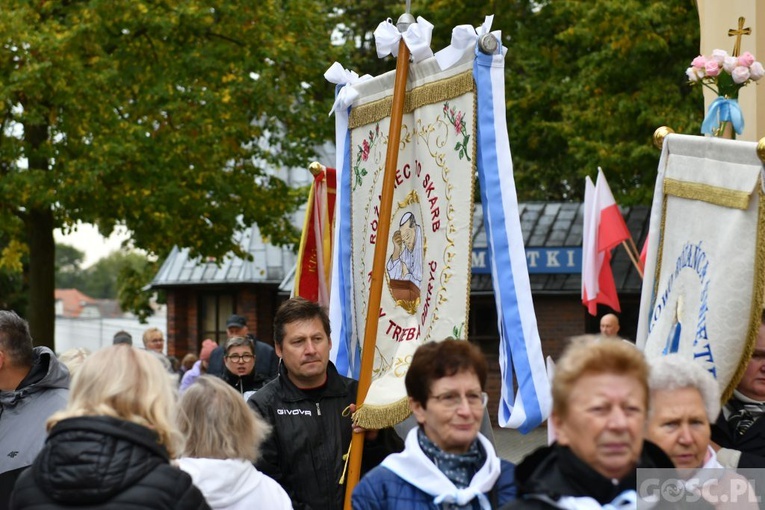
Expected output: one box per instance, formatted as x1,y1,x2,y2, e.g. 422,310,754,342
54,314,168,355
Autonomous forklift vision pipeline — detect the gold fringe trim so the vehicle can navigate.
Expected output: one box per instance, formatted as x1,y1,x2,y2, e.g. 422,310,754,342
724,185,765,402
663,178,752,210
352,396,412,430
349,71,475,129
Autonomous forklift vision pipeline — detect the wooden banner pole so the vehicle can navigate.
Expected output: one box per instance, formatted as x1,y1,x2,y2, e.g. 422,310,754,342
342,20,413,510
621,239,644,279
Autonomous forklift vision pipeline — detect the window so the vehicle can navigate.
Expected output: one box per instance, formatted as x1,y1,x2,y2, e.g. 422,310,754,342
199,293,235,344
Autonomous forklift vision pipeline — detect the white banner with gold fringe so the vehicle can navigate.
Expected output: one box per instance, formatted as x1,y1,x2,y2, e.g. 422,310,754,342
637,133,765,401
348,57,475,428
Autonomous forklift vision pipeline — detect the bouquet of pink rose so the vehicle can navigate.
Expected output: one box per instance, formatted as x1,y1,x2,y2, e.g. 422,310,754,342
687,49,764,96
686,49,764,135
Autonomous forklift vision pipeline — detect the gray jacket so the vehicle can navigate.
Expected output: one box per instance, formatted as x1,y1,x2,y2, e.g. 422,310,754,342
0,346,70,504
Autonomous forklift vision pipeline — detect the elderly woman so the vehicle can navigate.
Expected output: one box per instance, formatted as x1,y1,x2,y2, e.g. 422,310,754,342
352,339,516,509
503,338,672,509
177,375,292,509
11,346,209,509
646,355,758,508
646,354,722,470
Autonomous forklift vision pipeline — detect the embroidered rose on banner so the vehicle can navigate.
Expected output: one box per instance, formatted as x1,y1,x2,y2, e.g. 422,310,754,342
353,123,381,189
443,101,471,160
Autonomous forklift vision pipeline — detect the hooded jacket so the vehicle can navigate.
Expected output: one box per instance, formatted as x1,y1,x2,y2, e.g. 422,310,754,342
177,457,292,510
0,346,69,505
10,416,210,510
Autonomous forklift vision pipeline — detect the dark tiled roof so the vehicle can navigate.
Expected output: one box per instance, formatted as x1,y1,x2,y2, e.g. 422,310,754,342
471,203,650,294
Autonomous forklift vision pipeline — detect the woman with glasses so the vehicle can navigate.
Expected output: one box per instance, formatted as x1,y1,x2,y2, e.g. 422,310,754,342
177,375,292,510
222,336,268,400
352,339,516,509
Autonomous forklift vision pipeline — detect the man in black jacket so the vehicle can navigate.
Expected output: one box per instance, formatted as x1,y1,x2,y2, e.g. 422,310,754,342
248,297,399,510
711,311,765,467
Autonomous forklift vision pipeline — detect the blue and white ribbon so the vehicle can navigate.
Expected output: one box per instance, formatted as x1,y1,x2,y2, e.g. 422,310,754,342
701,96,744,135
473,36,551,432
434,15,494,70
326,64,358,377
374,16,434,63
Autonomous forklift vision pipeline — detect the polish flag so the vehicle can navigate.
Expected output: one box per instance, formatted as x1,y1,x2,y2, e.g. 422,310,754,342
639,233,649,272
581,169,631,315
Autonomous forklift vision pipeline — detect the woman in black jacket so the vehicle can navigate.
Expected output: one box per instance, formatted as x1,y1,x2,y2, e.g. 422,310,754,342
11,345,210,509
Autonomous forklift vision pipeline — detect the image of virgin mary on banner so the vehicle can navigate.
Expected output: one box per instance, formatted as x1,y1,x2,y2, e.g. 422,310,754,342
637,133,765,400
347,55,476,426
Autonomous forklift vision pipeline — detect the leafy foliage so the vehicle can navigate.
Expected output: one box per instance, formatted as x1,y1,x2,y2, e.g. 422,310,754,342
1,0,343,342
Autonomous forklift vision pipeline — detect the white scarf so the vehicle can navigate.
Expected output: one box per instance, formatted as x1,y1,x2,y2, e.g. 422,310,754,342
381,427,501,509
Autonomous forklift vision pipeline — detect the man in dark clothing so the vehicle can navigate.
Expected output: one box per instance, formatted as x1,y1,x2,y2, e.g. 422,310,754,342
248,297,401,510
0,311,70,507
711,311,765,467
207,314,278,380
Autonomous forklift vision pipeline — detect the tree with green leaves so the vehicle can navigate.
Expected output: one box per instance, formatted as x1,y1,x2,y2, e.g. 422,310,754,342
334,0,702,203
1,0,342,347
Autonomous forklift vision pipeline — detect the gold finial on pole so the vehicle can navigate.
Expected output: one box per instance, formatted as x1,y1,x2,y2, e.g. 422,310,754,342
728,16,751,57
653,126,675,150
308,161,324,177
757,138,765,164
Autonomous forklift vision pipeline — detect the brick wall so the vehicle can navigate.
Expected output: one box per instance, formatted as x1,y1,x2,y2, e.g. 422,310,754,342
166,285,282,358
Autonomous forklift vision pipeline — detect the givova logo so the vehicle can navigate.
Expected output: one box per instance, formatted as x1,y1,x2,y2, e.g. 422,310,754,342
277,408,312,416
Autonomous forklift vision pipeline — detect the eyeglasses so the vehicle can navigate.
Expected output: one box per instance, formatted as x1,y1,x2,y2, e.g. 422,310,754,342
226,354,254,363
429,391,488,410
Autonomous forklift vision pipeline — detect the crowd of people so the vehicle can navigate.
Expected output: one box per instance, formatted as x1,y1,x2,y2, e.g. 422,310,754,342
1,302,764,509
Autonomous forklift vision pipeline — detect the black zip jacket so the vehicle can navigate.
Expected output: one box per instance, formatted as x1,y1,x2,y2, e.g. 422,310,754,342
248,361,400,510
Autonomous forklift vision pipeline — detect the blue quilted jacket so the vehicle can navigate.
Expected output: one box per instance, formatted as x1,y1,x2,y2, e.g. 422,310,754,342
352,459,516,510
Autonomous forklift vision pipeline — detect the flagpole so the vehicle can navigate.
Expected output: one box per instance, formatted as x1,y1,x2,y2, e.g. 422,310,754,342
342,12,414,510
621,239,644,279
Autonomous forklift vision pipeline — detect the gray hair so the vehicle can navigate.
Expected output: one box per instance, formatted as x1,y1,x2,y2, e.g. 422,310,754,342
225,336,254,354
0,311,34,367
648,354,720,422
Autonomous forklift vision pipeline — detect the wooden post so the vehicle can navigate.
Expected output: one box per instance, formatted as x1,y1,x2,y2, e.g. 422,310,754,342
342,24,413,510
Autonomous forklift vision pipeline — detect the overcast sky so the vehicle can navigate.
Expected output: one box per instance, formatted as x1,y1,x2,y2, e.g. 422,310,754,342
54,224,131,268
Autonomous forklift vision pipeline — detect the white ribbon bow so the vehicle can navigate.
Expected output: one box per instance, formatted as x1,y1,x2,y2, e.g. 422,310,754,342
324,62,372,116
434,15,495,70
373,16,434,63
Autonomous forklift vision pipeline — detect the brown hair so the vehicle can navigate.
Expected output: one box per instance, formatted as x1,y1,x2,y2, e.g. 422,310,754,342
405,339,487,408
552,337,649,418
273,297,330,347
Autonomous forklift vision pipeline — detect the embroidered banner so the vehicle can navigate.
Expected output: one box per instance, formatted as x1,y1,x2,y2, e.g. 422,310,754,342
348,57,476,427
637,133,765,401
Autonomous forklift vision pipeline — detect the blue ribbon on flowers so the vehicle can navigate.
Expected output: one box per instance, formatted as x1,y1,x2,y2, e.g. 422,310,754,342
701,96,744,135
